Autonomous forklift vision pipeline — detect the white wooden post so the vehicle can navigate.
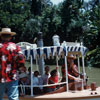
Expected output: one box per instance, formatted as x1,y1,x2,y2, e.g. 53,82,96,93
81,43,86,90
56,56,59,67
82,56,86,80
56,56,60,78
31,55,33,96
81,56,86,91
36,57,38,71
64,56,68,92
78,57,81,78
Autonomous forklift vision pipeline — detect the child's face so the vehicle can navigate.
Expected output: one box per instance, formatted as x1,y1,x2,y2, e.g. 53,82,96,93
54,72,57,77
34,72,39,77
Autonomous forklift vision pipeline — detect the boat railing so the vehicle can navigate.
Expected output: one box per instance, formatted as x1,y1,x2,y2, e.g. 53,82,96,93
17,81,67,96
17,78,85,96
18,81,67,88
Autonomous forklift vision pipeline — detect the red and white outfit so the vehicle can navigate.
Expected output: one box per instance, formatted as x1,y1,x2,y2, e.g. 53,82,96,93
0,42,25,83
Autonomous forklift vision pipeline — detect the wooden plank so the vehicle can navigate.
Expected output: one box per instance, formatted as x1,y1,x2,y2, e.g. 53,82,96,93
3,87,100,100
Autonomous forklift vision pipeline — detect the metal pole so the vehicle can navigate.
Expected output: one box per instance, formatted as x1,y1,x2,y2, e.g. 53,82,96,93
81,55,86,91
56,56,59,67
31,55,33,96
37,32,44,75
78,57,81,78
64,56,68,92
36,57,38,71
80,42,86,90
82,56,86,80
81,42,86,79
56,55,60,79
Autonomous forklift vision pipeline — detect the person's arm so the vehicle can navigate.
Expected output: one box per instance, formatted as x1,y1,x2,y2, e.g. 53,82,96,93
48,79,55,84
68,74,80,82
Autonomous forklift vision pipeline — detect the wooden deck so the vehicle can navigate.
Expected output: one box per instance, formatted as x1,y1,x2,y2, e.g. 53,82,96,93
4,87,100,100
35,87,100,100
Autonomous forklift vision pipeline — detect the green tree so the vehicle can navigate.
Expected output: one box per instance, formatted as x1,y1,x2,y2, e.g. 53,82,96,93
83,0,100,67
0,0,31,42
40,5,62,45
60,0,84,42
31,0,52,16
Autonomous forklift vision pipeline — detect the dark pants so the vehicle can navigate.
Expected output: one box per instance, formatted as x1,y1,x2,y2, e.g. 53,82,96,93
33,87,43,95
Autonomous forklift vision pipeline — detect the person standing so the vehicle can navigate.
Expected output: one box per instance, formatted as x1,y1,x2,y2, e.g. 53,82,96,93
0,28,25,100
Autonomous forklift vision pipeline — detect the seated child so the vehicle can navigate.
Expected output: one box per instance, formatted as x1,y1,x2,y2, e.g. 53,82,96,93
47,69,58,92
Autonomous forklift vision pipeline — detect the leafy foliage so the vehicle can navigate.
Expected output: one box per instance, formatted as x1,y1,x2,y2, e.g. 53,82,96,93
0,0,99,67
83,0,100,67
0,0,31,42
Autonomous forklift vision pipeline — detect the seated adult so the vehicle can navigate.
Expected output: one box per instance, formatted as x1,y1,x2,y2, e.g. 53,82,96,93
18,64,27,74
47,69,58,92
61,55,81,83
41,66,51,93
18,72,30,96
27,67,34,83
33,71,43,95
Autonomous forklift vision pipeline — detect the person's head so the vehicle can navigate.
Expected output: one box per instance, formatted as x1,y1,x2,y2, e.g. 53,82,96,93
67,55,75,63
19,72,27,82
28,67,31,73
19,66,26,73
18,63,26,73
34,71,39,77
0,28,16,42
45,66,50,73
50,69,57,77
67,58,74,63
1,34,12,42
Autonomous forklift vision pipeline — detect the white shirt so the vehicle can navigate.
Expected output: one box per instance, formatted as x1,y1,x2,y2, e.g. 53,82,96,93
33,76,39,86
41,73,50,85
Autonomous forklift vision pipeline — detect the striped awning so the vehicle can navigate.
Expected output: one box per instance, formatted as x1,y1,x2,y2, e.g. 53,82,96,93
22,46,87,60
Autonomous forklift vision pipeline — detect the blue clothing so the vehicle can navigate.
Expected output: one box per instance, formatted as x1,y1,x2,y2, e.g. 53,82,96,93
0,80,19,100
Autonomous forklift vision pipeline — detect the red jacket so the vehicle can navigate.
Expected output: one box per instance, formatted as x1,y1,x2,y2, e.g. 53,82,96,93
0,42,25,83
48,76,58,88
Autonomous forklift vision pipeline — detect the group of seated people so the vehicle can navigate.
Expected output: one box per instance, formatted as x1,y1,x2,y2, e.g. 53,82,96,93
18,55,84,96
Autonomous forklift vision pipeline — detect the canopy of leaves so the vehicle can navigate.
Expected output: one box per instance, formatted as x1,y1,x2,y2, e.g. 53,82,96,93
0,0,99,67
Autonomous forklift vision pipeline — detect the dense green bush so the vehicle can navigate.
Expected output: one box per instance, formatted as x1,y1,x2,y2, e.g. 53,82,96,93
0,0,99,67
